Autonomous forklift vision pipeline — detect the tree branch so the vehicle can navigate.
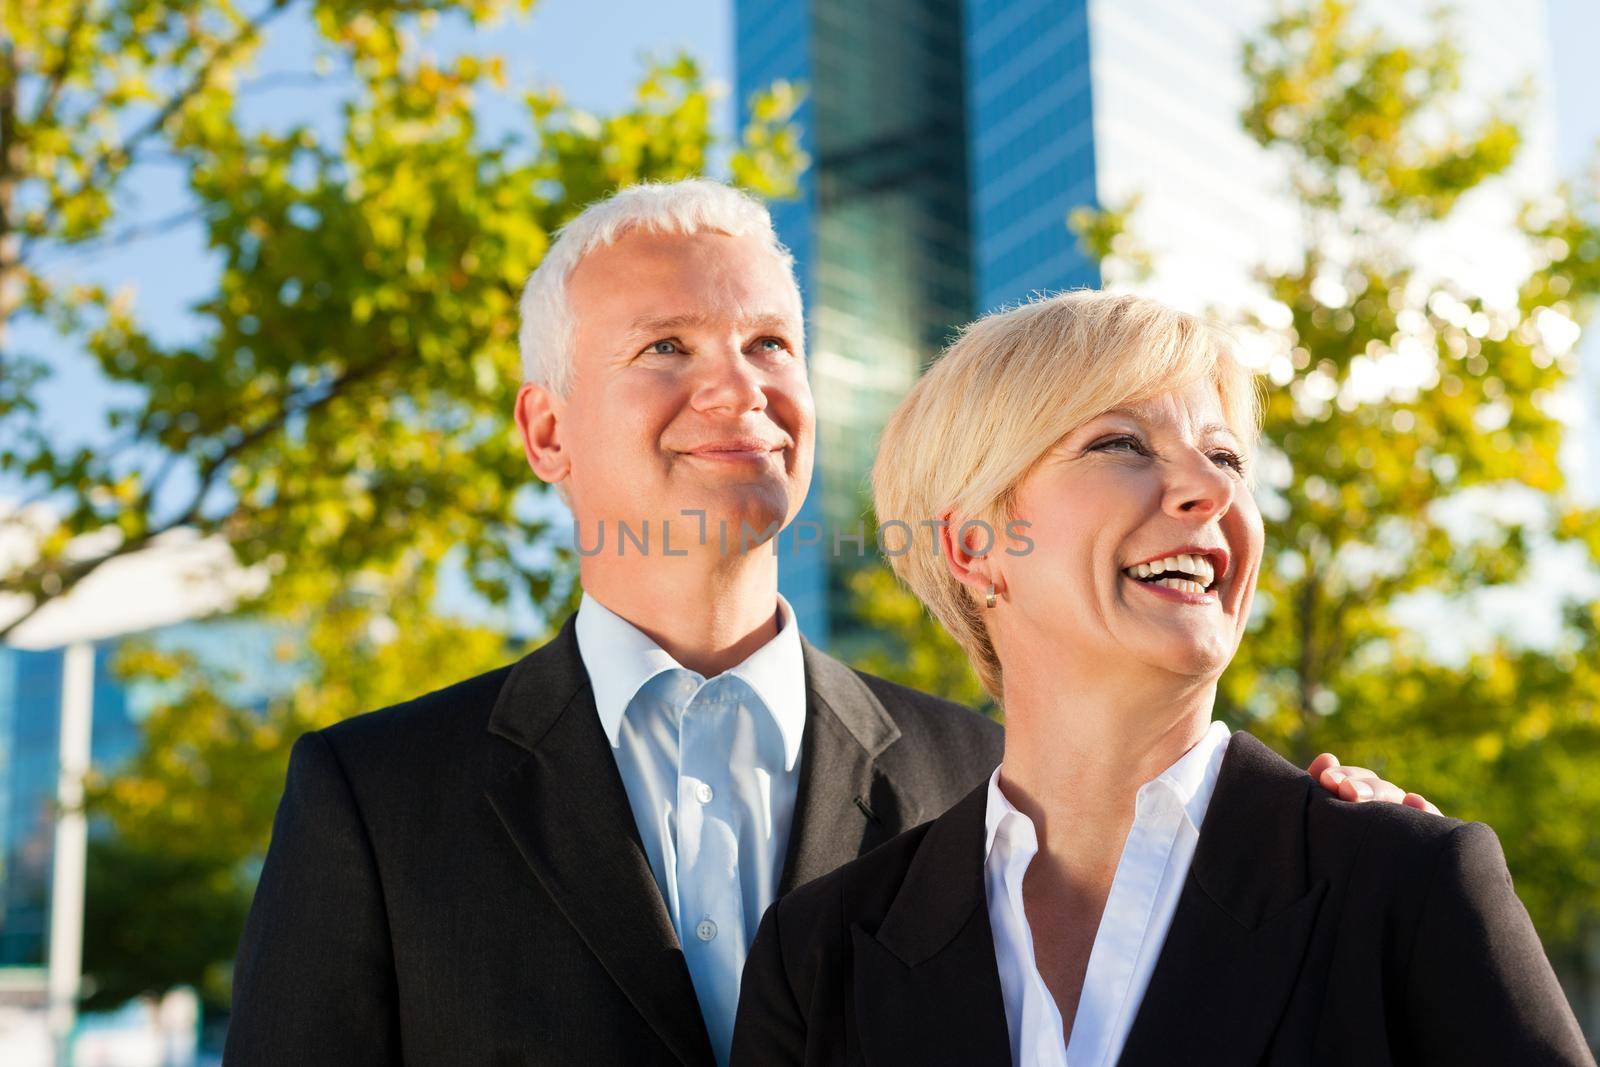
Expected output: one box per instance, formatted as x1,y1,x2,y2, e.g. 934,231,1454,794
32,205,209,264
27,0,93,134
0,356,384,642
1296,560,1321,739
35,0,299,242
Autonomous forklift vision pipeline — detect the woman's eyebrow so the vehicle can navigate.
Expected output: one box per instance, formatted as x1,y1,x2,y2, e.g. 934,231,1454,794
1197,421,1243,443
1097,410,1240,442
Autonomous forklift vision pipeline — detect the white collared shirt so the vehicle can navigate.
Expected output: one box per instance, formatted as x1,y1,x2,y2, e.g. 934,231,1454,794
984,719,1231,1067
573,591,807,1067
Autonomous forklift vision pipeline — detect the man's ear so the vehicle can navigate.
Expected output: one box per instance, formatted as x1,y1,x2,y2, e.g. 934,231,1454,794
515,381,571,486
936,509,1003,601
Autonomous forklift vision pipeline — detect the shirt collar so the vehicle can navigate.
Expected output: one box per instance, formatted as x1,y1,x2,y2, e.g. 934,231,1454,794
1146,718,1232,829
982,718,1232,859
573,590,807,771
983,764,1030,860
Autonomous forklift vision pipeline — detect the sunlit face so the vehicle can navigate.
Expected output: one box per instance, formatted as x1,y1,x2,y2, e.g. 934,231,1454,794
520,229,814,556
991,377,1264,682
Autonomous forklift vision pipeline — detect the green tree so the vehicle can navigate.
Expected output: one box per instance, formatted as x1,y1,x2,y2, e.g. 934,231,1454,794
0,0,806,638
2,0,807,1011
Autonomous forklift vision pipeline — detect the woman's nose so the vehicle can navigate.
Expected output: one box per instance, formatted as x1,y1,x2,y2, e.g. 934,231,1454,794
1166,452,1236,518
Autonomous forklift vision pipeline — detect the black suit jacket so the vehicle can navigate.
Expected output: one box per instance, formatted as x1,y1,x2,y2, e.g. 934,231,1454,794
731,731,1594,1066
223,615,1003,1066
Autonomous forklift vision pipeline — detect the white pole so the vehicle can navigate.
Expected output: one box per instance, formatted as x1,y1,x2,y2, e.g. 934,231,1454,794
47,641,94,1067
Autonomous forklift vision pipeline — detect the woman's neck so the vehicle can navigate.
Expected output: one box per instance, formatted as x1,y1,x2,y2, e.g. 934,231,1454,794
995,646,1216,866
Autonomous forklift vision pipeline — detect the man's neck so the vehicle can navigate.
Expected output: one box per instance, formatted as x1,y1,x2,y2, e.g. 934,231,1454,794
578,549,783,678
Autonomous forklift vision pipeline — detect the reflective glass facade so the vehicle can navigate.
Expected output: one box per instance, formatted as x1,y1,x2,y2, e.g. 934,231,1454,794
0,620,291,968
965,0,1100,312
737,0,830,644
736,0,1550,641
737,0,974,641
0,645,136,967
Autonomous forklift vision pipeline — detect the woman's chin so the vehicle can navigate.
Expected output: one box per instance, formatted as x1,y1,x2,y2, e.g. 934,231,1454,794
1130,629,1235,679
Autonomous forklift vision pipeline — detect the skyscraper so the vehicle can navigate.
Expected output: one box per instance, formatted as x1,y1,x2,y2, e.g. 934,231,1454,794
737,0,979,646
733,0,1556,639
0,644,138,971
0,619,292,1003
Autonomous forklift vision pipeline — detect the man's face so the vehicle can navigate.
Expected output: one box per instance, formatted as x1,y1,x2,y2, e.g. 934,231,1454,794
525,229,814,556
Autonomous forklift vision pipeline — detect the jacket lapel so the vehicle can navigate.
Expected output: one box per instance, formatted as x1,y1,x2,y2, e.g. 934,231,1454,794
1117,731,1328,1067
482,616,715,1067
856,784,1012,1066
777,639,906,895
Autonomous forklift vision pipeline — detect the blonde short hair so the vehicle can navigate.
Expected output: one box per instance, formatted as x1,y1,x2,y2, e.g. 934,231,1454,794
871,290,1264,702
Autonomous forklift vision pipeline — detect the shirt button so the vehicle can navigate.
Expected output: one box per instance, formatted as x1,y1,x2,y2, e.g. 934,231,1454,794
695,919,718,943
694,782,714,804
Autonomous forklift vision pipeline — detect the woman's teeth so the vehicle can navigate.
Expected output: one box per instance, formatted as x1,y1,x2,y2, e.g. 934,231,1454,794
1123,552,1216,590
1149,576,1208,595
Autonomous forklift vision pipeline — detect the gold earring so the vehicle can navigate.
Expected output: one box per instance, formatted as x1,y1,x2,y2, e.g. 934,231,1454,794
985,584,998,609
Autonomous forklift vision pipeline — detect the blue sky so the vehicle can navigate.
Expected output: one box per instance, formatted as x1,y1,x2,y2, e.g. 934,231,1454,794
1548,0,1600,179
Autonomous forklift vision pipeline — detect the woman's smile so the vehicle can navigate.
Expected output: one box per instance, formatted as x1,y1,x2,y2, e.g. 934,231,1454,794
1123,571,1218,605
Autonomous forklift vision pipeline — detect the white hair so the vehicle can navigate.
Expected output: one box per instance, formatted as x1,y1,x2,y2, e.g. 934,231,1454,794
517,179,801,395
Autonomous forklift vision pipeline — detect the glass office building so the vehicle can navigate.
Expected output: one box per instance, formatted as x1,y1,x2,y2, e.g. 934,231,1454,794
0,645,137,968
733,0,1553,638
737,0,975,644
965,0,1100,311
0,620,291,972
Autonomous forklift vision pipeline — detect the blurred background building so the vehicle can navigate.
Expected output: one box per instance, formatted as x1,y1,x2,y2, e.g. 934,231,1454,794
739,0,1568,645
0,533,290,1064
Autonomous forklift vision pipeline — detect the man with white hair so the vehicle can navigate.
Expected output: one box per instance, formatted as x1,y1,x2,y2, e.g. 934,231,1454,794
224,179,1426,1066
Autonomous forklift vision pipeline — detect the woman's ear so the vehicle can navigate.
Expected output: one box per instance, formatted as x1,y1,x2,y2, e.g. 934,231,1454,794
937,509,1004,601
515,381,571,486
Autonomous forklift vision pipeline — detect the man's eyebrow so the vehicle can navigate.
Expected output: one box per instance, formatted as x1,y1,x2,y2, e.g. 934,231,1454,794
1097,409,1242,442
627,312,797,335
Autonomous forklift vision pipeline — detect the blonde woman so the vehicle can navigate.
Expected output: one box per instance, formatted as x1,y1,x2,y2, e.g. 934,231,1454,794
730,292,1592,1066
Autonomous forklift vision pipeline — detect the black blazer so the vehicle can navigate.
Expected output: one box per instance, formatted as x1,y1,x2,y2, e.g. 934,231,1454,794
223,614,1002,1066
731,731,1594,1066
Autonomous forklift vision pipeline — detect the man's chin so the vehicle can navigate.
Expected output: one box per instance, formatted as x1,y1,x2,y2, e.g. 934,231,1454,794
682,485,791,550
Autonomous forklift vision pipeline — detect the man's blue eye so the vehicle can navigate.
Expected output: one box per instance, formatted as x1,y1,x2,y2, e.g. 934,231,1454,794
648,340,679,355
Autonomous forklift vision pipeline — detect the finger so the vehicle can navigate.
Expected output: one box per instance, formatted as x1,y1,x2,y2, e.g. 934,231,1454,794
1337,767,1408,806
1305,752,1340,780
1344,773,1407,805
1339,777,1374,802
1316,765,1349,795
1403,793,1444,817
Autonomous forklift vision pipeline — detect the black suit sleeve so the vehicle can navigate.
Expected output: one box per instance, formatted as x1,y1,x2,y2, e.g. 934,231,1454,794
1404,821,1594,1065
731,903,807,1067
224,730,401,1065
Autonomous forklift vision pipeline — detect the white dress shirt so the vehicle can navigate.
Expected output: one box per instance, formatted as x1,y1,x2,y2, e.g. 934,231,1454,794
573,591,806,1067
984,719,1231,1067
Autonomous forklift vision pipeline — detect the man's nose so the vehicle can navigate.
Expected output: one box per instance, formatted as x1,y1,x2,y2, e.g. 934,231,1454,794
691,347,768,415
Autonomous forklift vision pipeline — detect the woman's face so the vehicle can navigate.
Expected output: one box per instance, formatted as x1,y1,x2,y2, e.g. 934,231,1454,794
988,377,1264,682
